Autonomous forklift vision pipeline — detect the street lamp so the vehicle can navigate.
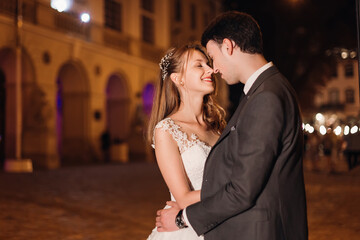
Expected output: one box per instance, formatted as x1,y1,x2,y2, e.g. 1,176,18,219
80,12,90,23
51,0,72,12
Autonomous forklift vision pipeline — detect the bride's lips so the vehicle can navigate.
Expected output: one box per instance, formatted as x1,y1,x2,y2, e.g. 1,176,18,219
202,77,213,82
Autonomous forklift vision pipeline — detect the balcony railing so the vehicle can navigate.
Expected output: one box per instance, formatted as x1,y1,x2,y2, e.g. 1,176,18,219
0,0,164,63
318,103,345,112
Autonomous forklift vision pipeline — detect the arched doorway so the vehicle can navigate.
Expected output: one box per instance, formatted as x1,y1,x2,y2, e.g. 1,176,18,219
0,48,17,160
0,47,46,169
0,48,35,160
0,69,5,169
56,61,90,165
105,74,130,162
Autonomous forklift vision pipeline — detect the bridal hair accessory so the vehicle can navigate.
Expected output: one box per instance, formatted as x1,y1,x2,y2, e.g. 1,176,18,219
159,51,174,80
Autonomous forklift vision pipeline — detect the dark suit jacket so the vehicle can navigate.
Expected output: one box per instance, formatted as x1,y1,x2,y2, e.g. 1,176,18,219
187,66,308,240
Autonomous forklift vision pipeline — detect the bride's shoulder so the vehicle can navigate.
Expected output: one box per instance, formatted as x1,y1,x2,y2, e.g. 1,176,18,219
152,117,184,149
154,117,178,131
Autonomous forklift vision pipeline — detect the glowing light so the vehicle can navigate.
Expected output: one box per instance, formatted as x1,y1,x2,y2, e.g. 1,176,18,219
80,13,90,23
308,126,314,134
350,126,358,134
341,51,349,59
344,126,350,135
315,113,325,124
334,126,342,136
304,123,315,134
350,51,357,59
319,125,327,135
51,0,72,12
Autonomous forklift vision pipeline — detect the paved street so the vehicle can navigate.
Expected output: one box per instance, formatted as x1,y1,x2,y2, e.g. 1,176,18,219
0,161,360,240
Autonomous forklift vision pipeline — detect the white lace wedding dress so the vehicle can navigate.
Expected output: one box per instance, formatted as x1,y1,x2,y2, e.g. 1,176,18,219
147,118,211,240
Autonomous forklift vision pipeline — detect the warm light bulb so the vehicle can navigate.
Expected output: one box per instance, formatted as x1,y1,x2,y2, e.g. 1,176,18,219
51,0,72,12
80,13,90,23
334,126,341,136
319,125,326,135
351,126,358,134
341,51,349,59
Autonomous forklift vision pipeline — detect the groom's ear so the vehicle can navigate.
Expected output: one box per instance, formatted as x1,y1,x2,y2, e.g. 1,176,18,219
222,38,234,56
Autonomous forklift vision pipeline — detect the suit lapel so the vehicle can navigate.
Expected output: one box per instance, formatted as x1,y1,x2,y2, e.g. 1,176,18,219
207,66,279,156
211,93,246,149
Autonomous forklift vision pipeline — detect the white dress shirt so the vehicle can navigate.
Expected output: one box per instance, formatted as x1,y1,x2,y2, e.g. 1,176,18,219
243,62,273,94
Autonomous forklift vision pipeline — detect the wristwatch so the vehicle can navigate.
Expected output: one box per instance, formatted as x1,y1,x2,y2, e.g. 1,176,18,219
175,209,188,229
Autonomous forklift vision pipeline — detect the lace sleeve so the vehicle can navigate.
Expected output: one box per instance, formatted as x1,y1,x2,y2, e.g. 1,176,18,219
152,118,196,154
151,118,176,149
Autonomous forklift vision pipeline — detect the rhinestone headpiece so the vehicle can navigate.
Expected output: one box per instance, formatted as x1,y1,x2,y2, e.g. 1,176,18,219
159,51,174,81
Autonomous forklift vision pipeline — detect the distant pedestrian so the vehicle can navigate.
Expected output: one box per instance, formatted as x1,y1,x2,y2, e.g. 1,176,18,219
306,130,321,170
321,127,337,173
343,131,360,170
101,130,111,163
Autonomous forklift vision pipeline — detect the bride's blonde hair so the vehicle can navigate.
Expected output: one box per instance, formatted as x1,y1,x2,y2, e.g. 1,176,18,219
146,42,226,144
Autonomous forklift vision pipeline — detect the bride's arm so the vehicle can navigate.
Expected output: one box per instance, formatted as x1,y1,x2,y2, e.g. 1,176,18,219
154,128,200,209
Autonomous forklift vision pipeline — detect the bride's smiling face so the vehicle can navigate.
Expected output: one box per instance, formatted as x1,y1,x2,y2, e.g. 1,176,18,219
181,50,214,95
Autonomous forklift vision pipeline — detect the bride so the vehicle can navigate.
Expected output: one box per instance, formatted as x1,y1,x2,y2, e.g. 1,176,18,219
146,42,226,239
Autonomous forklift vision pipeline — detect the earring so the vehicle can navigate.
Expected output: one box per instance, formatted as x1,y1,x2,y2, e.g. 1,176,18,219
180,81,184,86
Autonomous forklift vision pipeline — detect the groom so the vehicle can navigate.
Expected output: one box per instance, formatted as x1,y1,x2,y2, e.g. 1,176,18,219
156,11,308,240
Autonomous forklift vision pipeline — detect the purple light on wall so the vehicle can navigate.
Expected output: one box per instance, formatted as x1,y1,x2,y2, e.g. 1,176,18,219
56,78,62,154
142,83,155,116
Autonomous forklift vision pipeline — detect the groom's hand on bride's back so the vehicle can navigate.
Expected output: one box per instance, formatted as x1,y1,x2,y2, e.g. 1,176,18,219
156,201,181,232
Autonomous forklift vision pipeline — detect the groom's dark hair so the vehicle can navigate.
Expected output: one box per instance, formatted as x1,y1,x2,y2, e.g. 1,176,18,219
201,11,263,54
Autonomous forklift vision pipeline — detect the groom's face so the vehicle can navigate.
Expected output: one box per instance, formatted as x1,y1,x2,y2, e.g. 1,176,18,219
206,40,235,85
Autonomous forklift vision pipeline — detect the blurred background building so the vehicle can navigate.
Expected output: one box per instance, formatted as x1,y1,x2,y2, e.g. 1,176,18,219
303,49,359,135
312,49,359,126
0,0,224,170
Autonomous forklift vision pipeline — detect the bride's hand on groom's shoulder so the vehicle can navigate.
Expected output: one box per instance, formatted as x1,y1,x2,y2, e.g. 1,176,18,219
156,201,181,232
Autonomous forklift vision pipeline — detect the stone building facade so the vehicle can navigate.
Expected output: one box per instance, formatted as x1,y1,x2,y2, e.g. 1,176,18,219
0,0,223,170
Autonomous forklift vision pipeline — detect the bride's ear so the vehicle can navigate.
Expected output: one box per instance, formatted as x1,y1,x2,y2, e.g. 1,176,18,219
170,73,184,86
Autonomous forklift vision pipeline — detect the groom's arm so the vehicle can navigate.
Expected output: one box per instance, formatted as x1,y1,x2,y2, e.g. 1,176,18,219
187,91,285,235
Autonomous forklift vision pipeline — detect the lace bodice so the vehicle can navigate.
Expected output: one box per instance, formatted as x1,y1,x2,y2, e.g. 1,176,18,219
152,118,211,194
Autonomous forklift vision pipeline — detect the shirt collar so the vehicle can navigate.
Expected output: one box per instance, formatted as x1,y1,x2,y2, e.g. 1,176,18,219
243,62,273,94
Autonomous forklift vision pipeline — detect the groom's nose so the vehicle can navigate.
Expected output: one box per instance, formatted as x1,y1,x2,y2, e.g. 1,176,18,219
206,66,214,74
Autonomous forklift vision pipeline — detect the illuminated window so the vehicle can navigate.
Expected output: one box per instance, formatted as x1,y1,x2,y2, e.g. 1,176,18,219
104,0,122,31
345,89,355,103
